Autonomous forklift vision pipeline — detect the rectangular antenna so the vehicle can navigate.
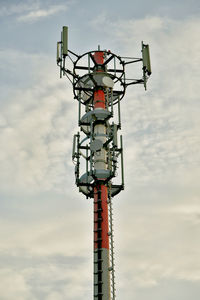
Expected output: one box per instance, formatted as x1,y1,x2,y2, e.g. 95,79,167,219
72,134,77,160
142,41,151,75
57,42,60,63
62,26,68,56
113,124,118,147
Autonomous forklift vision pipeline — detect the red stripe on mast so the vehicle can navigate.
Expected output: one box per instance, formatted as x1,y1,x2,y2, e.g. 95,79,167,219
93,51,109,251
94,51,104,65
94,90,105,109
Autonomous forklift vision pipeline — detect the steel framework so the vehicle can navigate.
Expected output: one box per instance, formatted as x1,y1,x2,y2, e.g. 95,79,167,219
57,26,151,300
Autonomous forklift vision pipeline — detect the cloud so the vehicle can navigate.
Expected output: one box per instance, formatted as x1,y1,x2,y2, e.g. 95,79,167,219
17,5,67,22
1,13,200,300
0,202,93,299
0,253,92,300
0,49,77,195
113,198,200,300
112,16,200,190
0,2,67,22
0,268,33,300
0,2,39,17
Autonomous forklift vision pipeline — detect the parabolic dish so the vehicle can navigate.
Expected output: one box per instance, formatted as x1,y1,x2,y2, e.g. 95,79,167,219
102,76,114,88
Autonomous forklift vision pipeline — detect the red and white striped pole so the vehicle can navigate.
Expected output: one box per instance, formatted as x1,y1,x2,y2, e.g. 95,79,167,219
93,51,111,300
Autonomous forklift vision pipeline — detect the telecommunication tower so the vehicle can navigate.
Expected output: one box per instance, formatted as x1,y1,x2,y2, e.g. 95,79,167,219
57,26,151,300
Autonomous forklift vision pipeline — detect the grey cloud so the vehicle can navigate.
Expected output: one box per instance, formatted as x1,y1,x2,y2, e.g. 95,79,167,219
117,278,200,300
0,252,86,269
0,252,90,300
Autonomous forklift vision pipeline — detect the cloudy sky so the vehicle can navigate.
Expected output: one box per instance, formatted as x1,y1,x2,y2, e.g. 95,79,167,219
0,0,200,299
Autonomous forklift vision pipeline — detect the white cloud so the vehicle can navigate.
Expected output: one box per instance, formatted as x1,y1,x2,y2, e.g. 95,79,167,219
1,13,200,300
0,255,92,300
114,16,200,191
0,2,67,22
0,50,77,195
114,199,200,300
17,5,67,22
0,2,39,17
0,207,93,299
0,268,33,300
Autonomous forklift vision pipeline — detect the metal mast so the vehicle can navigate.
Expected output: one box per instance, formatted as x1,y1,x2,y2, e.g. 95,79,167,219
57,26,151,300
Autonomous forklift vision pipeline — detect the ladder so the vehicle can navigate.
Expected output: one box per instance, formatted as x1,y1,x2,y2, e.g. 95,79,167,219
94,187,103,300
108,184,116,300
